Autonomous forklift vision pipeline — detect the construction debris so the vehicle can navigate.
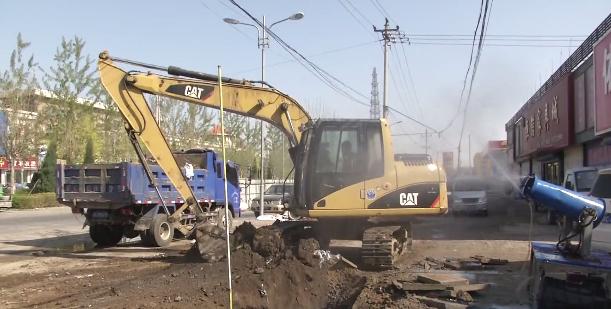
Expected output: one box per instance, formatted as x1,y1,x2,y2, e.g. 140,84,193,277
415,296,468,309
471,255,509,265
416,274,470,286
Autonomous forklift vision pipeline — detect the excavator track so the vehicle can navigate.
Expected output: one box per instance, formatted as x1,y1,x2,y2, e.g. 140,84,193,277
361,224,412,268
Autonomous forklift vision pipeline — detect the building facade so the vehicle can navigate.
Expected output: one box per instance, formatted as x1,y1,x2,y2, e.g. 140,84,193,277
506,14,611,184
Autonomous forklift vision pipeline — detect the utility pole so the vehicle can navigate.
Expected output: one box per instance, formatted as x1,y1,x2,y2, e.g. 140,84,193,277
259,15,267,216
425,128,429,155
223,12,304,217
468,134,472,169
374,18,407,119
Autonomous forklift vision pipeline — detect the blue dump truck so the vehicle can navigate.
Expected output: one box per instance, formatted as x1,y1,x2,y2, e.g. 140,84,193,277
56,149,240,247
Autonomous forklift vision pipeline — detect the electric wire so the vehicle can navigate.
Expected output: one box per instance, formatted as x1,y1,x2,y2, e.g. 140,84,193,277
456,0,494,168
398,43,423,118
345,0,375,26
227,0,371,108
389,46,416,117
231,40,378,74
437,0,486,135
337,0,375,36
408,33,587,38
409,42,580,48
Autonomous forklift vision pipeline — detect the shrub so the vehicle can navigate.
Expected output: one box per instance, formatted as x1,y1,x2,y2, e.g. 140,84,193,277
11,192,59,209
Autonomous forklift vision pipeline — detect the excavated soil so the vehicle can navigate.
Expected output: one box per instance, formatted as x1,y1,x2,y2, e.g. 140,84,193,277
35,222,424,308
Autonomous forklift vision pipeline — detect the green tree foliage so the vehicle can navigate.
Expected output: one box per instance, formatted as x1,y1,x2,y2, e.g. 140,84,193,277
265,126,291,179
83,135,94,163
90,80,134,163
0,33,40,194
42,36,98,164
36,140,57,193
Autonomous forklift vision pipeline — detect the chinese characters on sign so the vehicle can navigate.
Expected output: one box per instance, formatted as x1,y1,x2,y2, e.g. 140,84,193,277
0,158,38,170
594,29,611,135
523,95,559,139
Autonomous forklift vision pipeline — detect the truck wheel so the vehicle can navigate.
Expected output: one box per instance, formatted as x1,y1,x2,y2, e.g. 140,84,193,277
150,214,174,247
90,225,123,247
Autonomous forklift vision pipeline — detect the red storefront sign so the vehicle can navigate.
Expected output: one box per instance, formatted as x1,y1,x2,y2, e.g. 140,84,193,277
0,157,38,170
517,76,571,157
487,140,507,150
594,28,611,135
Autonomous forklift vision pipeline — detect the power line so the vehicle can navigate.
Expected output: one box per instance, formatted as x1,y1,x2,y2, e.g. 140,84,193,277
230,40,378,74
439,0,486,134
227,0,371,108
408,41,580,48
369,0,395,23
399,43,423,118
456,0,494,169
389,46,416,116
387,106,438,133
345,0,375,25
408,37,584,42
407,33,587,38
198,0,253,41
337,0,375,36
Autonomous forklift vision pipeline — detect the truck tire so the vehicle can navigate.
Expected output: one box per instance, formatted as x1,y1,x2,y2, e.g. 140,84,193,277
90,225,123,247
150,214,174,247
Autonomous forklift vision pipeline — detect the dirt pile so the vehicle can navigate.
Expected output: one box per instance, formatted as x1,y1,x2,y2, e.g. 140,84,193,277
54,223,427,308
352,279,430,309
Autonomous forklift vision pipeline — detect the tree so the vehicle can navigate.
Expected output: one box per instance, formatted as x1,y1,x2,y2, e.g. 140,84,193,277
41,36,98,164
265,126,290,179
35,140,57,193
83,135,94,164
91,81,134,163
0,33,40,194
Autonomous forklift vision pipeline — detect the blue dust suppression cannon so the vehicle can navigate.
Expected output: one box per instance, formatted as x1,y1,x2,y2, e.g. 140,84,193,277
522,176,606,227
521,176,606,256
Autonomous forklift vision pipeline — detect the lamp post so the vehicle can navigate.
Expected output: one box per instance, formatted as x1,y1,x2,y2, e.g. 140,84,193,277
223,12,304,217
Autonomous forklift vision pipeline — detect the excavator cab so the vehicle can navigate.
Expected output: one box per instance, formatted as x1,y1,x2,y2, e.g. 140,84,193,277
292,119,387,213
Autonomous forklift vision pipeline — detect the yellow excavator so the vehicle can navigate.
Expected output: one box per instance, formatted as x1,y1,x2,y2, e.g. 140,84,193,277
98,51,448,267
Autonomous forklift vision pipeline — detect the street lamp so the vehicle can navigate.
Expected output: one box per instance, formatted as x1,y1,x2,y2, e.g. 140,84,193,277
223,12,304,217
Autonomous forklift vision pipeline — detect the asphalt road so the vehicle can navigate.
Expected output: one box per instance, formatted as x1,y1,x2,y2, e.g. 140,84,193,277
0,207,88,256
0,206,262,258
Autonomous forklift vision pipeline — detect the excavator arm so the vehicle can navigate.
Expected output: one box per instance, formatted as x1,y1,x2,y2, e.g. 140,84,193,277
98,52,311,222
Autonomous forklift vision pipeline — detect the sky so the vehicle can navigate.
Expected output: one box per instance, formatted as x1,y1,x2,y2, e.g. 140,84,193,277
2,0,611,165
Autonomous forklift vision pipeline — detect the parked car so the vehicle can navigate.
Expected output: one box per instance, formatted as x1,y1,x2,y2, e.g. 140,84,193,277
591,168,611,251
250,184,293,217
450,176,488,216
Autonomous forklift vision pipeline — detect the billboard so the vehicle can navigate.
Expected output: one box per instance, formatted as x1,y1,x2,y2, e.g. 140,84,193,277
516,76,572,158
594,28,611,135
0,157,38,170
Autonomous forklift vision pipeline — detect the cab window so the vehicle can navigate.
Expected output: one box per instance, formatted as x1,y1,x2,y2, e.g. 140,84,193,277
365,124,384,178
310,125,364,203
591,174,611,199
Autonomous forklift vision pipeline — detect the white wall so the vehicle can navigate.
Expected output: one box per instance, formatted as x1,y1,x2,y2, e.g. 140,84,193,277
237,179,293,211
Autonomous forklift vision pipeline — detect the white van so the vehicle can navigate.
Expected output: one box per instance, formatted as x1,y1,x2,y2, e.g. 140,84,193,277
591,168,611,251
450,176,488,216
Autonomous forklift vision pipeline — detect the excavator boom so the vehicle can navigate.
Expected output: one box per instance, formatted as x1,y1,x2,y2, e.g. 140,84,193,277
98,52,311,222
